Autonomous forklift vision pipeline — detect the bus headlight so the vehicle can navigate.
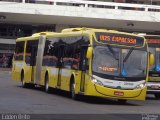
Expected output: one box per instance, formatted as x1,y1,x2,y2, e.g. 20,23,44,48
135,83,146,89
90,77,103,86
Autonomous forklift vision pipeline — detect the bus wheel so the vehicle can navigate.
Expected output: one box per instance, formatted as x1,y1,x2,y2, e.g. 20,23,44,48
21,72,26,88
118,99,127,104
154,93,160,99
21,72,34,88
45,74,51,93
70,81,78,100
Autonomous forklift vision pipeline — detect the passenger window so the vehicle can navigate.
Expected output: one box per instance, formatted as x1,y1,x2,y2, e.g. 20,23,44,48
14,41,25,61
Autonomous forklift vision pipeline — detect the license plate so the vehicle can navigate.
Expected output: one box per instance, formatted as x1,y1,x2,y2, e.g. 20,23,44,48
114,91,124,96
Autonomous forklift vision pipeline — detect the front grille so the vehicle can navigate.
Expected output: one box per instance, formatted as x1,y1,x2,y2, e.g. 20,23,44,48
104,85,133,90
147,86,160,90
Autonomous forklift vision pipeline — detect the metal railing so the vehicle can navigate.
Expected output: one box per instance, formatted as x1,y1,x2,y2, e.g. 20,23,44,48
0,0,160,12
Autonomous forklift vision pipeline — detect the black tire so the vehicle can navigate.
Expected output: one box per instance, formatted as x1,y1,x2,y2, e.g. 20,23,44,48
45,74,51,93
21,72,26,88
154,93,160,99
70,81,79,100
118,99,127,104
21,71,34,88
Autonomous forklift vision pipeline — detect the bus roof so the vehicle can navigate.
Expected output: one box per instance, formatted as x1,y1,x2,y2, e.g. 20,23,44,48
144,35,160,47
61,27,143,38
16,31,57,41
16,28,144,42
61,27,119,33
143,34,160,40
144,34,160,36
60,28,145,48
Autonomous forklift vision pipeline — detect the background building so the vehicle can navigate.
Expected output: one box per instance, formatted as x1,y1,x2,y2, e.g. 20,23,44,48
0,0,160,67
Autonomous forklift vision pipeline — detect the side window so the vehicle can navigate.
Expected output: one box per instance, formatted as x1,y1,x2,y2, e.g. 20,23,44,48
62,36,89,70
61,36,80,70
72,43,81,70
14,41,25,61
63,44,75,69
43,38,59,67
25,40,38,65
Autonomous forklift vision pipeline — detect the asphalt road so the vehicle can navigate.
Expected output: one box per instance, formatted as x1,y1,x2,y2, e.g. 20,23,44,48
0,71,160,120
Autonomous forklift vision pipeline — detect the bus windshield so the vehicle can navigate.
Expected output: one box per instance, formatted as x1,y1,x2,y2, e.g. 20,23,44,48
92,46,147,79
122,48,147,77
93,46,119,76
149,47,160,72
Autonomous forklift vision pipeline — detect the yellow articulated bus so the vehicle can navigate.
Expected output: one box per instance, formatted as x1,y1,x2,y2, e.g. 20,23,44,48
145,35,160,99
12,28,154,103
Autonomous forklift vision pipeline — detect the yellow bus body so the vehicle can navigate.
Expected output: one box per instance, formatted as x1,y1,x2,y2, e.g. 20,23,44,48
12,28,149,101
144,35,160,99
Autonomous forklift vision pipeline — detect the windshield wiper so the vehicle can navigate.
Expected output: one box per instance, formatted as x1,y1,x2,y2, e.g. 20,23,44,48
123,47,134,63
107,45,118,60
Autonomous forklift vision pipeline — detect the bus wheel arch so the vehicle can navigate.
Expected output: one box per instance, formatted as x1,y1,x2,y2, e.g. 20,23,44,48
21,69,25,87
21,69,32,88
70,75,78,100
45,71,50,93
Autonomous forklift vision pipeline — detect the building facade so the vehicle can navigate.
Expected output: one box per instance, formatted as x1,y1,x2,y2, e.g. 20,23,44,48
0,0,160,67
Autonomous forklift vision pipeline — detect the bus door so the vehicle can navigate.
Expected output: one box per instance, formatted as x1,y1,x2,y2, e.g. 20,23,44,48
57,44,65,87
80,46,88,92
30,45,37,82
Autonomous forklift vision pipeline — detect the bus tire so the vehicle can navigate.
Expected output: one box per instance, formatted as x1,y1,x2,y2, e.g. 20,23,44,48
45,73,51,93
21,71,34,88
21,70,28,88
70,80,79,100
21,71,26,88
21,70,30,88
154,93,160,99
118,99,127,104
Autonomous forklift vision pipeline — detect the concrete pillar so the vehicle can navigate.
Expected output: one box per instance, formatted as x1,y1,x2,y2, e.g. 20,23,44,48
22,0,25,3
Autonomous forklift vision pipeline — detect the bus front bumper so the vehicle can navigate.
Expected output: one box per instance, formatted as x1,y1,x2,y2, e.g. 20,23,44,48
147,82,160,94
85,80,147,101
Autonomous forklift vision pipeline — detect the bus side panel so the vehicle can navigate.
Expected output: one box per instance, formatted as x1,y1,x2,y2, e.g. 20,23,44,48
40,66,46,86
12,61,18,81
33,66,37,83
23,66,32,84
41,67,59,88
60,69,72,91
12,41,26,82
59,70,83,92
12,61,24,82
12,61,16,81
48,67,59,88
74,71,83,94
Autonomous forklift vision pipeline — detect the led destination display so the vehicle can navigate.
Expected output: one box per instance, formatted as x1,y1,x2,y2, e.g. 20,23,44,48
95,32,144,47
145,36,160,47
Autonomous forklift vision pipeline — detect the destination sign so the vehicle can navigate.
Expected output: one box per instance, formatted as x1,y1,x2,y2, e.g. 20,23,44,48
145,36,160,47
95,32,144,47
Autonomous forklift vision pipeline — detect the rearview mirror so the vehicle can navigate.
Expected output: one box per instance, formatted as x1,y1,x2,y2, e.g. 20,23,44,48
149,53,155,66
86,47,93,59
